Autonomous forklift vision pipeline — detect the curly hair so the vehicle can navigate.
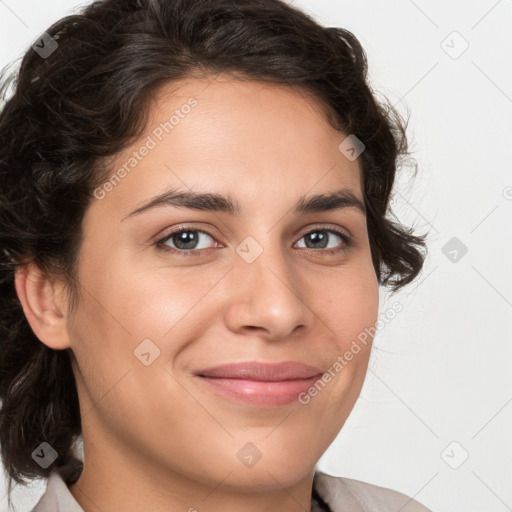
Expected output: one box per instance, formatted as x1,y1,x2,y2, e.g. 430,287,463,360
0,0,427,501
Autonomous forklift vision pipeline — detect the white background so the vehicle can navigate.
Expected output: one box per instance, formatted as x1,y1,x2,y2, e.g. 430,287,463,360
1,1,511,511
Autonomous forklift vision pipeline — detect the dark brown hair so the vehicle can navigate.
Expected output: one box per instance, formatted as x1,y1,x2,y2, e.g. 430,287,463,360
0,0,427,502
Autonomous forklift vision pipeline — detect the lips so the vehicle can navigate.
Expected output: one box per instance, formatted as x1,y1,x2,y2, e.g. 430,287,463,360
195,361,322,380
193,361,323,407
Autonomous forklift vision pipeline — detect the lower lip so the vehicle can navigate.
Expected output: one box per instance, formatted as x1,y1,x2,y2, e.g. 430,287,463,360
195,375,321,407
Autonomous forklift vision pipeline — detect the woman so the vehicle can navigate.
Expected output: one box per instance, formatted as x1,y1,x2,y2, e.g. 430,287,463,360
0,0,430,510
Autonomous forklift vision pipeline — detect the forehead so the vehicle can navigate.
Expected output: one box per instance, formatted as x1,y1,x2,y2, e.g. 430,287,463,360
153,75,341,145
93,74,363,218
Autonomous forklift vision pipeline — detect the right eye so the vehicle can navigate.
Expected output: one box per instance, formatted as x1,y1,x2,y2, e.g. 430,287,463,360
155,227,222,256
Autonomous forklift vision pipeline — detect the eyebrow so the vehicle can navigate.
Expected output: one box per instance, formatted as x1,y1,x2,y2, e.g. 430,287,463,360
121,186,366,221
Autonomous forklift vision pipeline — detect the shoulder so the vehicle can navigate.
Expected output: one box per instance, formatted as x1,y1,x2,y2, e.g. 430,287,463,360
30,462,85,512
313,470,432,512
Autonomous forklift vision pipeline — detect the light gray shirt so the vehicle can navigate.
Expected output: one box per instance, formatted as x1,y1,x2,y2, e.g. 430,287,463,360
31,462,432,512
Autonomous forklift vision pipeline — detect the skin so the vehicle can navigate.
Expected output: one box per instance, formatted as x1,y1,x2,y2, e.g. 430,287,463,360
15,74,379,512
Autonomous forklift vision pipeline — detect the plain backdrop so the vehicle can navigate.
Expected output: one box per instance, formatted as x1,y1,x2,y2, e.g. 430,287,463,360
1,1,511,511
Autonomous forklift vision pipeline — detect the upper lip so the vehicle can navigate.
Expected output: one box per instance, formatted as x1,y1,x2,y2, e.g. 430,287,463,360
195,361,323,381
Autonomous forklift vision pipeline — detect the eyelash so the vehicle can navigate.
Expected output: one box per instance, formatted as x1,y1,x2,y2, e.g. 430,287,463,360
154,225,352,257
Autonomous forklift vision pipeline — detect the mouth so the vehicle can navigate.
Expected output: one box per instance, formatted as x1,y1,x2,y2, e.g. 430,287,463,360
193,361,323,408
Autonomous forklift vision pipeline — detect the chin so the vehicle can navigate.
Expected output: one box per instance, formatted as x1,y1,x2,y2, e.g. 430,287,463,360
225,440,320,490
223,462,316,492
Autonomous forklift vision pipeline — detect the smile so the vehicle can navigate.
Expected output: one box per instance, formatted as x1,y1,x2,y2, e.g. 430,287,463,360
193,361,323,407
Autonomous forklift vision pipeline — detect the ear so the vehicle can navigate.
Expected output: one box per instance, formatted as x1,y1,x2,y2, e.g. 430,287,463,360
14,262,72,350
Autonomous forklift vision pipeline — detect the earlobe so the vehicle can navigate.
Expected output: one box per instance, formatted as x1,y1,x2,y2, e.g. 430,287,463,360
14,262,72,350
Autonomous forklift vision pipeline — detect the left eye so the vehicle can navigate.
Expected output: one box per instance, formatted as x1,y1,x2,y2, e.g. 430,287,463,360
296,229,349,251
156,228,350,255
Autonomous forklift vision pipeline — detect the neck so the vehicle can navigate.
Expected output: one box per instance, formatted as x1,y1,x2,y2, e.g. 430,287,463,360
68,436,319,512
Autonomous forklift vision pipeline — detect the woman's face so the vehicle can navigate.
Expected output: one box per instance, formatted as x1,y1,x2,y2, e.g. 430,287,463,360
66,75,379,493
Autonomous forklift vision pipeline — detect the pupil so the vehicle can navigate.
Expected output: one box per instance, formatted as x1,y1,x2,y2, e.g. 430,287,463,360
175,231,197,249
308,232,327,248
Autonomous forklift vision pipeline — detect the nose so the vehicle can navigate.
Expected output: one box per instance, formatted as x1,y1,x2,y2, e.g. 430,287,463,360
223,240,316,342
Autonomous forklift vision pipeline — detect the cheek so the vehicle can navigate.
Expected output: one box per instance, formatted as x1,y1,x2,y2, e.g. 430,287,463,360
321,264,379,344
315,265,379,397
76,250,211,341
